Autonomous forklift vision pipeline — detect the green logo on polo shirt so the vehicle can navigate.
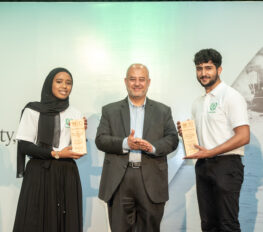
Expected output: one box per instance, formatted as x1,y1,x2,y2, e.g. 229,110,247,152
209,102,218,113
65,118,72,128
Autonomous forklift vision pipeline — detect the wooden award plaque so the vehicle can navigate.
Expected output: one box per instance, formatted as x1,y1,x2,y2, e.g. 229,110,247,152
70,119,87,154
181,120,199,156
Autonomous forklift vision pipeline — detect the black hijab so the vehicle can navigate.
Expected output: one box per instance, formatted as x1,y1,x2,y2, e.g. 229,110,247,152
17,67,73,177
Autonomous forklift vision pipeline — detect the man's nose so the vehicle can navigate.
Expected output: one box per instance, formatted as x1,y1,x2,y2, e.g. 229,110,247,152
201,69,206,76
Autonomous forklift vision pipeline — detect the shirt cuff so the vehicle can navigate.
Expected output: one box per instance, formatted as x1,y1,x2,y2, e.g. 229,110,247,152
146,145,156,154
122,137,130,153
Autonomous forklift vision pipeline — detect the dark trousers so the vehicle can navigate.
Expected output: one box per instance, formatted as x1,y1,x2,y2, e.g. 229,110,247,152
195,155,244,232
107,167,165,232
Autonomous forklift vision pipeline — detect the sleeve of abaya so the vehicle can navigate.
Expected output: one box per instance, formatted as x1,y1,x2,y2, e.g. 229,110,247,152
18,140,53,159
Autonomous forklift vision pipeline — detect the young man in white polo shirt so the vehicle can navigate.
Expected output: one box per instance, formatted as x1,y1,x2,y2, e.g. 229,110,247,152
177,48,250,232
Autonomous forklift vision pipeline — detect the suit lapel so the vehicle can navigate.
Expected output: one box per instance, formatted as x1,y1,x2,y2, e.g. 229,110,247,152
143,98,153,139
120,98,130,137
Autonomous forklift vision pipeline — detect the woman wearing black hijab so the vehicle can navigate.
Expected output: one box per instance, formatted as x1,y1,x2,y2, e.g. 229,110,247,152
13,68,86,232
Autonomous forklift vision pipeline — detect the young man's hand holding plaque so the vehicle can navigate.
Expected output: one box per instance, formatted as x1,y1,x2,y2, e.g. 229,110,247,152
70,119,87,154
180,120,199,157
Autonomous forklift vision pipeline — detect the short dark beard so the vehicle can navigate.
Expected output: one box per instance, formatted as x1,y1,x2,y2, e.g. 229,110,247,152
198,72,219,88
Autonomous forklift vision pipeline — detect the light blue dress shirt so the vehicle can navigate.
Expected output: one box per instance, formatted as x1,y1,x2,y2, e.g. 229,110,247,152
122,97,155,162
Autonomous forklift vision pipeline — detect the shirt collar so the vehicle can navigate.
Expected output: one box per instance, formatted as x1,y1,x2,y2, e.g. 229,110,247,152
128,97,146,108
203,81,225,97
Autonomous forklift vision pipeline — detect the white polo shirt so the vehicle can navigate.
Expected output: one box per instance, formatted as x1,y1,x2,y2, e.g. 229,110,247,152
16,106,82,151
192,81,249,156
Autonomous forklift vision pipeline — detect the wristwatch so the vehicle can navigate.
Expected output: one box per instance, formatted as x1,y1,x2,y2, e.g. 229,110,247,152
54,151,60,159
